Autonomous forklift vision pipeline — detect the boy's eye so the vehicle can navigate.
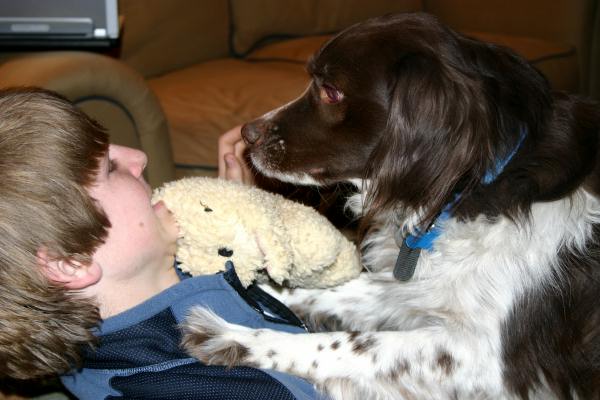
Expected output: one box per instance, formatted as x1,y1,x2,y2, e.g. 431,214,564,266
108,159,118,173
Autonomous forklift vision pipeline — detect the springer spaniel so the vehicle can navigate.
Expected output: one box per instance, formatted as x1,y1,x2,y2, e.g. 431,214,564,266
182,13,600,399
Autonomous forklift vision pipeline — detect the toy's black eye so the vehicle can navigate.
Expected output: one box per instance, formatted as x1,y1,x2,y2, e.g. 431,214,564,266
199,200,212,212
218,248,233,257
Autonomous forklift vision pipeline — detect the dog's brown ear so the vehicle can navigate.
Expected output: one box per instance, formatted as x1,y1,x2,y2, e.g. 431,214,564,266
363,52,493,229
360,16,567,228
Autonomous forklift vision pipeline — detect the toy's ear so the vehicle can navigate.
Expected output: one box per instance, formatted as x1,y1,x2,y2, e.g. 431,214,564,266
255,225,293,284
37,248,102,289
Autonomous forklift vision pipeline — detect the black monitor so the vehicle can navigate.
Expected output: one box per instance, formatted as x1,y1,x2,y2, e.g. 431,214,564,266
0,0,119,49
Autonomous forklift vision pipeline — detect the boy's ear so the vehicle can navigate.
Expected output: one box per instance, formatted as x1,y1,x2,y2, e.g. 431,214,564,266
37,249,102,289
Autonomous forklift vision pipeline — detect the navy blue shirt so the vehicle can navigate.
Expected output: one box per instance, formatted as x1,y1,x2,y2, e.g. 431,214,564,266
61,264,324,400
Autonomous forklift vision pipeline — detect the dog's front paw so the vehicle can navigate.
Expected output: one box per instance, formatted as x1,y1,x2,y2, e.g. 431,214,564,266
181,307,258,368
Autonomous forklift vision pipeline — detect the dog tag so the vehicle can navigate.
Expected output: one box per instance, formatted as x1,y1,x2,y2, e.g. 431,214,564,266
393,240,420,281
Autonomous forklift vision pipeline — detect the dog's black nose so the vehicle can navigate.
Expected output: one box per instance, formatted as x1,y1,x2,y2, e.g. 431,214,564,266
241,121,262,145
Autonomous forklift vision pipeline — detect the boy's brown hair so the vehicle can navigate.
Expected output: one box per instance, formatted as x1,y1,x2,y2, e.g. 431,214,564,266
0,87,110,379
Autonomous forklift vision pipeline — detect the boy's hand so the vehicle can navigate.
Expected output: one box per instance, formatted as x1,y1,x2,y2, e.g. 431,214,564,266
218,125,254,185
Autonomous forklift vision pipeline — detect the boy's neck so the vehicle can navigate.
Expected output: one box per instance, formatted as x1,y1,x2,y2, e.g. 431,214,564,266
94,258,180,319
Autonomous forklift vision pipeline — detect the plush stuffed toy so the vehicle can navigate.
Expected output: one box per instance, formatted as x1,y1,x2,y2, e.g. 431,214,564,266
152,177,362,288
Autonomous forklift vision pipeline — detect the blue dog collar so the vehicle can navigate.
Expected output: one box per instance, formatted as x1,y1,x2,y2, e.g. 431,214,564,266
393,128,527,281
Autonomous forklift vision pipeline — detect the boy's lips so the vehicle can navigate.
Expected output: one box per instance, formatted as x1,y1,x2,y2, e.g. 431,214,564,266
152,199,180,237
153,200,166,211
153,200,176,220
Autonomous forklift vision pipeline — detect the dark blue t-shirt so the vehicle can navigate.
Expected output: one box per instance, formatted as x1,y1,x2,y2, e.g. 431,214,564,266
61,264,324,400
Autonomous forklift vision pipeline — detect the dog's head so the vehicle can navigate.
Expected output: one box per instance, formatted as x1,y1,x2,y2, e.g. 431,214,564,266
243,12,597,227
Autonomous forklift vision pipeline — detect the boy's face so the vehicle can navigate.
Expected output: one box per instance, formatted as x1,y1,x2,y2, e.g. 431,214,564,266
87,145,179,288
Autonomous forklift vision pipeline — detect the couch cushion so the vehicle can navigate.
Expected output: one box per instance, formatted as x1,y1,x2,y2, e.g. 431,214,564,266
148,59,311,170
426,0,591,47
230,0,423,55
465,31,578,92
247,30,579,92
118,0,230,78
246,35,332,63
426,0,594,93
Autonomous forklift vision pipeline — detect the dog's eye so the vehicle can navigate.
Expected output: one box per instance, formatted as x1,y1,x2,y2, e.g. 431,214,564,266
319,84,344,104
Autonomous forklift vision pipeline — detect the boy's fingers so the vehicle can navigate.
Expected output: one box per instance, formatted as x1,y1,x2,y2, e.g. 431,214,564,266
217,125,255,184
224,153,244,183
218,125,243,179
218,139,233,179
234,140,246,160
218,154,226,179
218,157,227,179
237,145,256,186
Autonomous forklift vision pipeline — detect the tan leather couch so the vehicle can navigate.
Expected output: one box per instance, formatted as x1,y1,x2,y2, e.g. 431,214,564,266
1,0,598,188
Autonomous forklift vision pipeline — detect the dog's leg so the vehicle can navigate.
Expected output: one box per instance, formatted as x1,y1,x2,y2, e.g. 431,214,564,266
260,272,394,332
182,308,503,399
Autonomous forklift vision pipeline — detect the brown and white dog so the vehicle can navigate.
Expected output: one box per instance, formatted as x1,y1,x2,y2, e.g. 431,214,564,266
183,13,600,399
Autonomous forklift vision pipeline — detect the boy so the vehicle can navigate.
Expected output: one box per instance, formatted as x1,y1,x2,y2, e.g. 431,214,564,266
0,88,323,399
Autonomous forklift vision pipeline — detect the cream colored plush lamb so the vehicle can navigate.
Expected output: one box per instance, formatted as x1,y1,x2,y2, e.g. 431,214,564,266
152,177,362,288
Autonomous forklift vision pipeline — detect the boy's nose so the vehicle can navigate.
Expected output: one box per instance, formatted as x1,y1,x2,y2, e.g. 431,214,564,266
129,149,148,178
110,145,147,178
